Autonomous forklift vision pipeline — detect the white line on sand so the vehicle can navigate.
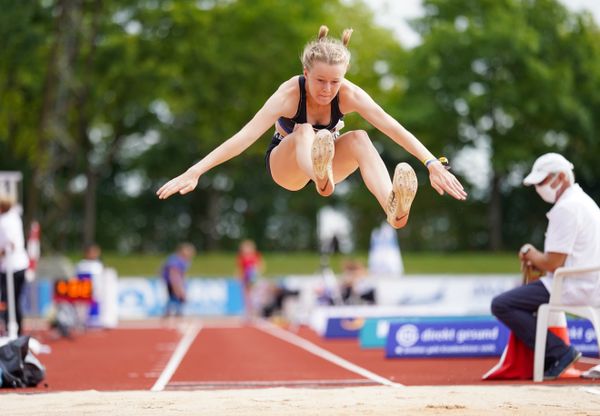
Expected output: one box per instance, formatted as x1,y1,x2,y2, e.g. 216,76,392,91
151,323,202,392
255,321,403,388
579,387,600,396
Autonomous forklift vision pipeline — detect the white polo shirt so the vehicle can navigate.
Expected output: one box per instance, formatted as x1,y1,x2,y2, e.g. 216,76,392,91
541,184,600,305
0,207,30,273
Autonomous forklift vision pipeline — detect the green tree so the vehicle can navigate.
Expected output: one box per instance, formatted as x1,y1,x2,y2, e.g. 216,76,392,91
0,0,50,218
135,0,403,251
397,0,600,250
1,0,403,253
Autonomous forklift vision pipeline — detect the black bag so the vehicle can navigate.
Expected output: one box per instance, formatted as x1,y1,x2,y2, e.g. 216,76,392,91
0,336,46,388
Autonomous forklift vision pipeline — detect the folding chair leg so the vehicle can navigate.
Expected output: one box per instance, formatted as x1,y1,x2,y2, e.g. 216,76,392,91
590,311,600,359
534,304,550,382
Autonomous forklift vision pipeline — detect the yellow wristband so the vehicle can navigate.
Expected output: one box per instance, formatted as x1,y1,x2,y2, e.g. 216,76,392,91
424,156,450,170
423,158,437,167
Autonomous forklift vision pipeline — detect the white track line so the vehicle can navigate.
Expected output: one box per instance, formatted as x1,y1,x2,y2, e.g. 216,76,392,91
168,379,376,388
151,323,202,392
579,356,600,365
256,321,403,388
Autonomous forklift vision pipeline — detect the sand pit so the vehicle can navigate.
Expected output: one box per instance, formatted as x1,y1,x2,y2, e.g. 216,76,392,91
3,385,600,415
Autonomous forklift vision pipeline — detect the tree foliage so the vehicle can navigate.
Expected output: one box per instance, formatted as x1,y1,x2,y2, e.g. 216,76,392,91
1,0,400,252
395,0,600,250
1,0,600,254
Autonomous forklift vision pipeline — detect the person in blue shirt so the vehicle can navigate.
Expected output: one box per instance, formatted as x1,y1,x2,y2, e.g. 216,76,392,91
161,243,196,317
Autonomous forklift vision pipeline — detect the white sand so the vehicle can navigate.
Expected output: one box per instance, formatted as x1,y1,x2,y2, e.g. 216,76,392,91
3,385,600,415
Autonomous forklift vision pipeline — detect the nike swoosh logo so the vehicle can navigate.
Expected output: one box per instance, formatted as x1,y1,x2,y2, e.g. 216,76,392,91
394,213,408,222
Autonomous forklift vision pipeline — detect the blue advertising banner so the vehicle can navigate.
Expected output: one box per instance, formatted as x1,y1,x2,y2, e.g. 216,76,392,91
22,280,53,316
118,278,244,318
324,317,367,338
385,318,599,358
567,320,598,358
25,277,244,318
360,316,492,349
359,318,388,348
385,319,510,358
325,315,493,340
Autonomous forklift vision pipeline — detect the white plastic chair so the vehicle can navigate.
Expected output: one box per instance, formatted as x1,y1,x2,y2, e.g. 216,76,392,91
533,264,600,382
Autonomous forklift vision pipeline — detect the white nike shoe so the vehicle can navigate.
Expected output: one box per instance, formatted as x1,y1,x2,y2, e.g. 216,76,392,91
312,129,335,196
386,162,417,228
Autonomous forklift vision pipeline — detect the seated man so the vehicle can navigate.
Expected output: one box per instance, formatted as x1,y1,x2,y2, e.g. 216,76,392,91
491,153,600,380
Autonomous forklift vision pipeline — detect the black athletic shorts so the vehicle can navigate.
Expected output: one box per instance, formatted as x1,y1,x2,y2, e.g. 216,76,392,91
264,132,284,178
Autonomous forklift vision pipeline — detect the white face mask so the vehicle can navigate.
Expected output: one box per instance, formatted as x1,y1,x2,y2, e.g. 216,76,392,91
535,175,558,204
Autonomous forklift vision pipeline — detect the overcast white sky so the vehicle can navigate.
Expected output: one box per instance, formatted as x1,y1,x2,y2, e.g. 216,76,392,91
366,0,600,48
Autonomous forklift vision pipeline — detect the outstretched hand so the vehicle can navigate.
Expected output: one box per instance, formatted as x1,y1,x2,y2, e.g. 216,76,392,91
427,162,467,200
156,170,200,200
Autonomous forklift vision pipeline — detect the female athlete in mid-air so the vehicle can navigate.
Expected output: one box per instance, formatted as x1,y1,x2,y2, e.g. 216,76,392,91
157,26,467,227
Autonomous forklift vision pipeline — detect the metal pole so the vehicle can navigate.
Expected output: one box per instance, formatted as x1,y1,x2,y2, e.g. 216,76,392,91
320,238,343,306
5,245,19,339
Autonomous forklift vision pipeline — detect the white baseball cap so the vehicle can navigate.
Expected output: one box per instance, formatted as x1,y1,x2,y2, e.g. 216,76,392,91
523,153,574,186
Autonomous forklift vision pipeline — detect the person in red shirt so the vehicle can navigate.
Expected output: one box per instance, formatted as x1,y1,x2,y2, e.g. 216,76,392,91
237,239,263,321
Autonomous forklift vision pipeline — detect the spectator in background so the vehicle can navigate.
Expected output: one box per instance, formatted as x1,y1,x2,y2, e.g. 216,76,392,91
259,281,300,320
162,243,196,317
0,193,29,336
340,259,375,305
368,222,403,277
237,239,263,320
75,243,104,327
491,153,600,380
76,243,103,277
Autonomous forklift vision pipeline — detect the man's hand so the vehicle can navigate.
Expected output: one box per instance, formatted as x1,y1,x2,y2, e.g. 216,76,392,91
522,260,544,283
518,243,534,261
519,243,543,283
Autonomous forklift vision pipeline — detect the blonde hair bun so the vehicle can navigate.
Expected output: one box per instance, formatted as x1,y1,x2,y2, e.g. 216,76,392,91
301,25,353,69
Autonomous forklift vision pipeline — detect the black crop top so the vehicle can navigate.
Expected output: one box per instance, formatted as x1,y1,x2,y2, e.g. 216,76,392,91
277,76,344,134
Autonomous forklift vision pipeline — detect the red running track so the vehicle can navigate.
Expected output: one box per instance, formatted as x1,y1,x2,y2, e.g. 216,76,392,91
28,326,182,391
169,325,370,389
5,319,597,392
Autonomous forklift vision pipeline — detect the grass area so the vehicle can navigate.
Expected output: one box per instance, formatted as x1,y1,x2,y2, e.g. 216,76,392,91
73,251,521,277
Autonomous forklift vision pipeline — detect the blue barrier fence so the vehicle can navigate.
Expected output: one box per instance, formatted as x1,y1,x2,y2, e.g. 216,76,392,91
22,277,244,318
